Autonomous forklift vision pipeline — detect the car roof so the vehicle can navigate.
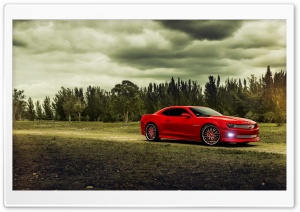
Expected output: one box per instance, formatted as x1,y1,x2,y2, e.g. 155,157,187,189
165,106,203,109
156,106,204,112
154,106,208,114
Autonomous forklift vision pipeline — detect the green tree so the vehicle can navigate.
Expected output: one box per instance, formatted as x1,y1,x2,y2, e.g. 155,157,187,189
272,70,286,125
261,65,274,112
74,87,87,121
143,82,159,114
43,96,53,120
234,78,248,117
26,97,35,121
74,100,86,121
243,74,264,121
35,100,44,119
13,89,26,121
140,77,204,115
204,75,218,109
62,89,77,122
52,87,68,121
111,80,144,123
85,86,105,121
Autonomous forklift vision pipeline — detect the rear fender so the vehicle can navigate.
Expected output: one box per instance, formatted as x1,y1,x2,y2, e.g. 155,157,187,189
140,114,160,135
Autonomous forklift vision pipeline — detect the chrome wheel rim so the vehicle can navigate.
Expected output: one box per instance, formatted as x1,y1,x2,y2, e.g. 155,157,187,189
146,124,157,141
202,125,220,145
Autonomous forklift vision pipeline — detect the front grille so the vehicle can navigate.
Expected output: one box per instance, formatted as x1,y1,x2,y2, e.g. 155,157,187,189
233,124,255,129
236,135,257,138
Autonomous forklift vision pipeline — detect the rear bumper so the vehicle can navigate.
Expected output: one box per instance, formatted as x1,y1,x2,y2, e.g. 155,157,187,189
140,122,146,135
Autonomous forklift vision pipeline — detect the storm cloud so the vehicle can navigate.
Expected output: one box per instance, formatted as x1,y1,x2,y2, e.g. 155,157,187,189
12,20,286,102
13,38,27,47
158,20,243,40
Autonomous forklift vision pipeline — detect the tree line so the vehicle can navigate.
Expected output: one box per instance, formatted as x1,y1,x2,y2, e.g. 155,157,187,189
13,66,286,125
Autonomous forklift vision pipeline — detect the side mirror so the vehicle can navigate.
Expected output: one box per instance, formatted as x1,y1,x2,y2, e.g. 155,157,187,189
181,113,191,118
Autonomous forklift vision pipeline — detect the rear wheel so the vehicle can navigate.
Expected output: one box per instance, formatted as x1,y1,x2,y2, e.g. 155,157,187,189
145,123,160,141
201,125,220,146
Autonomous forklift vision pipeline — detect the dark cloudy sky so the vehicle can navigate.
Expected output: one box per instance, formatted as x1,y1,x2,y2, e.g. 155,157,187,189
13,20,286,102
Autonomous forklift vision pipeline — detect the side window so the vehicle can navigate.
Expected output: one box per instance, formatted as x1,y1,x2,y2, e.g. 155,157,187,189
161,109,170,116
189,107,202,116
169,108,188,116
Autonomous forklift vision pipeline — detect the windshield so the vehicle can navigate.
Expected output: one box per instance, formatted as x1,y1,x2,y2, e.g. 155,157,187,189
189,107,222,117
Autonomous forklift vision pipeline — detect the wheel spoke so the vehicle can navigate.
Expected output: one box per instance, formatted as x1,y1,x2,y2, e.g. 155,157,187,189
147,126,156,139
146,124,157,141
202,125,220,145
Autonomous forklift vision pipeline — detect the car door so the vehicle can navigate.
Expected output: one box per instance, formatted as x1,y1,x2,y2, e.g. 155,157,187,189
163,108,195,139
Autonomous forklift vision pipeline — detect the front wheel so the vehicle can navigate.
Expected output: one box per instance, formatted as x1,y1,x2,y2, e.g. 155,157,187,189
201,125,220,146
145,123,160,141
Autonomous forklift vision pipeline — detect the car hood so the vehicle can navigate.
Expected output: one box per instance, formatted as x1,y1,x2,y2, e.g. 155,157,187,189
208,115,257,124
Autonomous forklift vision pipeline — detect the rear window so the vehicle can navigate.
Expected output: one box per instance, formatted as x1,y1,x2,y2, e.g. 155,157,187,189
161,108,189,116
161,109,170,116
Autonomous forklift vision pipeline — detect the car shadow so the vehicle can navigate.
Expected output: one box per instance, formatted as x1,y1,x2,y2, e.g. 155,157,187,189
159,139,201,146
218,142,259,148
157,139,258,148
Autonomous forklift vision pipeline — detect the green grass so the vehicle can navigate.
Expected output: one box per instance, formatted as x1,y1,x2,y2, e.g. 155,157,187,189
258,123,287,143
13,121,286,190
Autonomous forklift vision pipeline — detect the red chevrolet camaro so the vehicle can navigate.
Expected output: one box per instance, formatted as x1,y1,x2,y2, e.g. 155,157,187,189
140,106,260,146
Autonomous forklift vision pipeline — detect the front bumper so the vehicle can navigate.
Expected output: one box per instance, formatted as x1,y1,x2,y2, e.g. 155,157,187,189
220,128,260,143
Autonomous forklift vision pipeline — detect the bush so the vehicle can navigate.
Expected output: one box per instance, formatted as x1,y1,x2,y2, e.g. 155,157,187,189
102,114,116,123
274,104,286,126
263,112,275,123
245,111,260,121
275,112,285,126
85,115,90,122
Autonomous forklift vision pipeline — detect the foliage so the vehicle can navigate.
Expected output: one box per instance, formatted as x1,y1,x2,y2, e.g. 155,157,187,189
52,87,68,121
35,100,43,119
263,112,275,123
26,97,35,121
204,75,218,109
13,66,286,125
141,77,204,114
43,96,53,120
111,80,144,123
62,89,77,122
74,100,86,121
85,86,107,121
13,89,26,121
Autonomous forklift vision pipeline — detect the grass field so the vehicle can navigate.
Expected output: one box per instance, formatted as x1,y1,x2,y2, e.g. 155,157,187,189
13,121,286,190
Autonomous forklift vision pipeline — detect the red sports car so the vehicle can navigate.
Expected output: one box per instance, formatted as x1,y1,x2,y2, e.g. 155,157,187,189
140,106,260,146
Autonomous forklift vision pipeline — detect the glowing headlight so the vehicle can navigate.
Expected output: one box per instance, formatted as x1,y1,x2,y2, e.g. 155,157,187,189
228,133,234,138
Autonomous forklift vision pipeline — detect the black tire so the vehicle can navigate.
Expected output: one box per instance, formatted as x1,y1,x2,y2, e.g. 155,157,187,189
145,123,159,141
201,124,220,146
